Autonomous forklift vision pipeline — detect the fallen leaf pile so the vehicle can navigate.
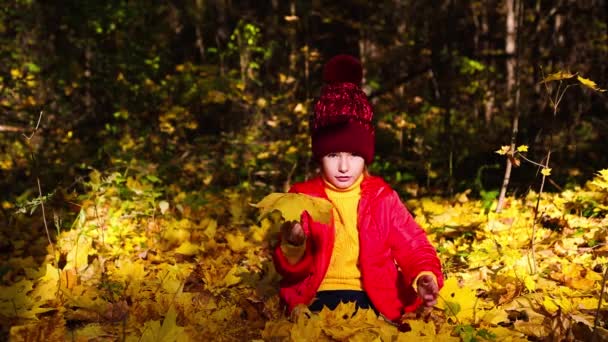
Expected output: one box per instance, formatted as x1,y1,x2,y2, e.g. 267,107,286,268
1,169,607,341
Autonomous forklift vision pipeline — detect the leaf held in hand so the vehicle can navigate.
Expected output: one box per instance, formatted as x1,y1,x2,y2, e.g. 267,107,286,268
252,193,333,224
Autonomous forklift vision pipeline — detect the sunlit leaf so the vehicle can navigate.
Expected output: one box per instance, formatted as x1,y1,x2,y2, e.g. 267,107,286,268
159,200,169,214
590,169,608,190
577,75,606,92
437,278,478,322
540,71,575,83
252,193,333,224
225,232,252,253
496,145,511,155
516,145,529,152
543,296,559,315
541,168,552,176
174,241,201,256
140,306,188,342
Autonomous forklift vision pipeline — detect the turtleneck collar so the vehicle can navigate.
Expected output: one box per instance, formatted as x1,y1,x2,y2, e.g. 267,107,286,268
322,173,364,197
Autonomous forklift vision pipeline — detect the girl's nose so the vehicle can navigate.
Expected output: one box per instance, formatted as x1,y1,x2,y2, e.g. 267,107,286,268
338,154,349,172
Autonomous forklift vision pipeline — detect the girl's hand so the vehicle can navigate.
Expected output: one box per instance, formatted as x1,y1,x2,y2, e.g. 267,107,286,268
416,274,439,307
281,221,306,246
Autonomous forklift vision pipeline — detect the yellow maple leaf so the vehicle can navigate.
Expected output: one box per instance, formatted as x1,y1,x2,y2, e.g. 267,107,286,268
174,241,201,256
523,274,537,292
0,273,59,320
516,145,529,152
112,258,147,282
202,218,217,239
541,168,552,176
495,145,511,155
221,265,242,287
480,308,510,325
252,193,333,224
30,263,59,303
590,169,608,190
225,232,252,253
158,264,189,294
71,324,107,340
542,296,560,315
437,277,478,323
140,306,188,342
65,235,93,272
577,75,606,92
539,71,575,83
485,326,528,341
0,280,34,318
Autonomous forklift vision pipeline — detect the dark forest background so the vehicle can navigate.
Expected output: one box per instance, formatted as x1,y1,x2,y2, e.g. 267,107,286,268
1,0,607,221
1,2,608,340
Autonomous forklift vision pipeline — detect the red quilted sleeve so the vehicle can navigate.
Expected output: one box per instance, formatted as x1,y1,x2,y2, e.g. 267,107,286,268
386,191,444,290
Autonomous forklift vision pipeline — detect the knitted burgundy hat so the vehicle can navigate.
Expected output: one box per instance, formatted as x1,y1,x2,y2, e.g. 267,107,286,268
311,55,375,164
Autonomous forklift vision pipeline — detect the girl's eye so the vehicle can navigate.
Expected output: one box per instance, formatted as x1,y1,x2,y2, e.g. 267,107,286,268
326,153,338,158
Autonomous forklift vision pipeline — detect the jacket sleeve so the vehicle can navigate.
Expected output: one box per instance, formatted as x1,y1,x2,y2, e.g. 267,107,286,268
386,191,444,290
272,211,315,282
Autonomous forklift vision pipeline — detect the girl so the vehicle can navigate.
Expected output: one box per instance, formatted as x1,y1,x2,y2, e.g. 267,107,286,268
272,55,443,323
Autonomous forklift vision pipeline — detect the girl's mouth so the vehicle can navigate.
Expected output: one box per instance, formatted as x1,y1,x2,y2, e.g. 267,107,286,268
336,176,351,182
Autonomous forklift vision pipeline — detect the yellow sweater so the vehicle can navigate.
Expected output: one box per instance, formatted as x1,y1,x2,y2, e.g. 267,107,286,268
318,175,364,291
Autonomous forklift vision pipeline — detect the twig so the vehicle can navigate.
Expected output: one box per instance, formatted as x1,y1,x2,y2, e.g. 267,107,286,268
517,153,549,169
38,177,57,267
283,161,298,192
94,201,105,246
495,0,524,213
529,151,550,276
23,111,44,140
593,263,608,341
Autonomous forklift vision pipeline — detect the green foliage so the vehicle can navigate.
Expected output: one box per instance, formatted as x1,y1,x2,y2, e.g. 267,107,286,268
455,324,497,342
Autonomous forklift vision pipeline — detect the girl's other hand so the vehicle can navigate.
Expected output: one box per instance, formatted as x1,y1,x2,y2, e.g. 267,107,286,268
416,274,439,307
281,221,306,246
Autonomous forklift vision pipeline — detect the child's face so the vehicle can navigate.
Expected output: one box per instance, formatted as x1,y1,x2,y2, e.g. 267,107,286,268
321,152,365,189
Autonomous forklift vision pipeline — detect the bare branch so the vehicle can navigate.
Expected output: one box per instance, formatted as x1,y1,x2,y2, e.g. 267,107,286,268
23,111,44,140
0,125,25,132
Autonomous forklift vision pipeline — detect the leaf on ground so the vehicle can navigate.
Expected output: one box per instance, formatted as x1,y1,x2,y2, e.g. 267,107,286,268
225,231,253,253
140,306,188,342
221,265,243,287
30,263,59,303
174,241,202,256
437,277,478,323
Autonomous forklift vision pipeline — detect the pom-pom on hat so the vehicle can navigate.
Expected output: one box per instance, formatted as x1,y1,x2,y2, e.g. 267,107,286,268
322,54,363,85
311,55,375,164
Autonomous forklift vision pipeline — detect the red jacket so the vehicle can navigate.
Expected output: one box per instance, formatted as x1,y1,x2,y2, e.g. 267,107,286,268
272,175,444,322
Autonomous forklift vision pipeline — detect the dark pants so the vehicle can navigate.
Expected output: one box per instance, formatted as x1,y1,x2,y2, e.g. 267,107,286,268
308,290,378,315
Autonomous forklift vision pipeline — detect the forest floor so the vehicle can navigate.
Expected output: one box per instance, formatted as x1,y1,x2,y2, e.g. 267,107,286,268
1,167,608,341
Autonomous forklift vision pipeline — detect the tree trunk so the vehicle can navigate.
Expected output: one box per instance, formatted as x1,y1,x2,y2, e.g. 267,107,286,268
194,0,206,62
481,2,495,125
496,0,523,213
214,0,228,76
505,0,516,101
288,0,298,82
